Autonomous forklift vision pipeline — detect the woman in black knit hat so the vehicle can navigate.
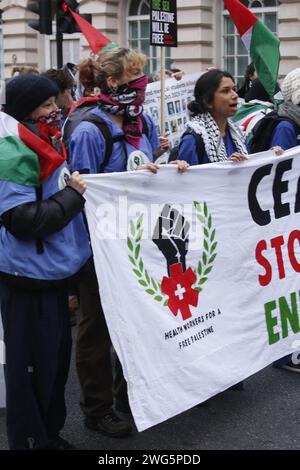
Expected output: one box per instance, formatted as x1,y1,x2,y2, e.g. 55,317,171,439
0,74,91,449
5,74,59,122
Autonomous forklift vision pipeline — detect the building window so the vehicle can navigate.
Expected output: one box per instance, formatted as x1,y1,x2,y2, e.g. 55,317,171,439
44,21,81,69
127,0,171,76
223,0,279,86
49,37,80,69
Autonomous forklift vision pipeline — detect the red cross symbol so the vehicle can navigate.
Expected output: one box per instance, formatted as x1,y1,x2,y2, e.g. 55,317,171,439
161,263,199,320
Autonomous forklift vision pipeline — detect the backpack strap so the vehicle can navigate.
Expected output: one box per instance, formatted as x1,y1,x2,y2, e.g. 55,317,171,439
141,115,149,138
82,115,123,173
82,114,148,173
63,102,99,161
182,130,205,164
194,132,205,165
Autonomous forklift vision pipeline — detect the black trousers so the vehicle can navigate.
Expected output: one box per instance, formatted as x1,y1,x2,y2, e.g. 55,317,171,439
76,260,128,418
0,281,72,450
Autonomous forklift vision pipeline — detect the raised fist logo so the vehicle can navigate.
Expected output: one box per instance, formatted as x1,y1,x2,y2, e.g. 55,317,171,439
153,204,190,275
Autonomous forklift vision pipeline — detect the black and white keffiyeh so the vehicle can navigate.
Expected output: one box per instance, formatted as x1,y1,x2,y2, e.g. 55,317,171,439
185,113,248,163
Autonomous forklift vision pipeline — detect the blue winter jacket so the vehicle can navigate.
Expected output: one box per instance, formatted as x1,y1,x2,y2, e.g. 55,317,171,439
0,161,91,282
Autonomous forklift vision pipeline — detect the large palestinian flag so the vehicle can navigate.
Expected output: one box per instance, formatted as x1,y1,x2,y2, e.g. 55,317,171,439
224,0,280,99
0,112,65,187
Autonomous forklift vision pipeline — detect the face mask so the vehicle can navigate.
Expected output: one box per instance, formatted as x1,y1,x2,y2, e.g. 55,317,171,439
36,109,62,130
112,75,148,105
126,75,149,89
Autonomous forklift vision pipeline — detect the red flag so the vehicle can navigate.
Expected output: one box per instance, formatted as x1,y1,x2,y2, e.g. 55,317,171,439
224,0,257,37
68,8,117,55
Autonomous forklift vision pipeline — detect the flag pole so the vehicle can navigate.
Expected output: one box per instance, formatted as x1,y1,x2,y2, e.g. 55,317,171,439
160,46,165,135
56,1,63,68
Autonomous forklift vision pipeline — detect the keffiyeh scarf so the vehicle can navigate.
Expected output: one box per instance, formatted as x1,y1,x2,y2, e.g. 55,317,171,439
186,113,248,163
98,75,148,149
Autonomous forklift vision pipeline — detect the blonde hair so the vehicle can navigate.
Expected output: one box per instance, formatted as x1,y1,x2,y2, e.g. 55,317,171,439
96,47,146,93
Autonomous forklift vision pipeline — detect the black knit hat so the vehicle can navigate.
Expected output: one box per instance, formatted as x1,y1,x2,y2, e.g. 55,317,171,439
5,74,59,121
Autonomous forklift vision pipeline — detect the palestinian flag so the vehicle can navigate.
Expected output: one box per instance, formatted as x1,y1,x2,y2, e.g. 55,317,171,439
68,6,118,55
0,112,65,187
224,0,280,99
231,101,274,143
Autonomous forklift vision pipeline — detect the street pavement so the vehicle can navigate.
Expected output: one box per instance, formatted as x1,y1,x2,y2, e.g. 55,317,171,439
0,317,299,450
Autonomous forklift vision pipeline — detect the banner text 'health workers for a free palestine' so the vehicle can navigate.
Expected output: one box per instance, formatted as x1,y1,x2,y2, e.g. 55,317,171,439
83,148,300,431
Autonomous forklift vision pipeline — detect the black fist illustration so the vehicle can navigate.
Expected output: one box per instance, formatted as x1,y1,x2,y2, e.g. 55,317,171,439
153,204,190,275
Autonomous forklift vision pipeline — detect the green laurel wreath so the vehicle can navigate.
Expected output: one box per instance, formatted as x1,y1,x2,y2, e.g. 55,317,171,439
127,202,217,305
193,201,217,292
127,213,168,306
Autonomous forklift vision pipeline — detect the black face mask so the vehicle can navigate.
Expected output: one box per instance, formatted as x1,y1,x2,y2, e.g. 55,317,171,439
110,75,149,105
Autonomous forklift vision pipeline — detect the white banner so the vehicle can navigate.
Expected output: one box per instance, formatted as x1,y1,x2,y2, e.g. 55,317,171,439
84,148,300,431
0,314,5,408
144,73,200,150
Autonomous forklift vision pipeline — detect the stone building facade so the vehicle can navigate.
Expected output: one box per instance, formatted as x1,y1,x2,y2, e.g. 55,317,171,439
0,0,299,82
